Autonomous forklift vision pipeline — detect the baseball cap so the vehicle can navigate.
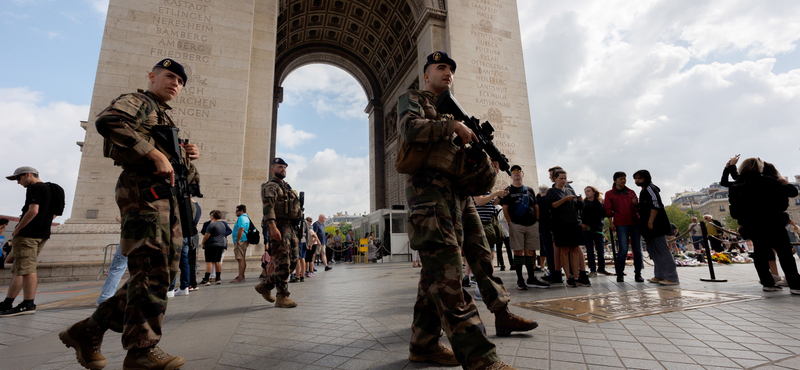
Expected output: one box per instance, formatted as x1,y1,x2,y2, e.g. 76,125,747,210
509,165,522,172
6,166,39,180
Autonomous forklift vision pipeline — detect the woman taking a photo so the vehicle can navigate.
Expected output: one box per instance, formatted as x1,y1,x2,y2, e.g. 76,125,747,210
546,170,590,287
200,210,230,285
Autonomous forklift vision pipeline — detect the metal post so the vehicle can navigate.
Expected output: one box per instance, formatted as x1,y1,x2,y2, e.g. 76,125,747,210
700,223,727,282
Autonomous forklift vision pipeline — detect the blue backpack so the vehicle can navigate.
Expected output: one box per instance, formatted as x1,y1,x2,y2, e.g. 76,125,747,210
513,185,530,218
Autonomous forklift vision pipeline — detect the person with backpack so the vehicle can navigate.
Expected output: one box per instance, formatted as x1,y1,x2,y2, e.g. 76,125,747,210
231,204,253,283
725,156,800,294
1,166,64,317
500,165,549,290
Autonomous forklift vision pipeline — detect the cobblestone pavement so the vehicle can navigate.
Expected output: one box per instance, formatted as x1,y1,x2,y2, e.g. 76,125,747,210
1,260,800,369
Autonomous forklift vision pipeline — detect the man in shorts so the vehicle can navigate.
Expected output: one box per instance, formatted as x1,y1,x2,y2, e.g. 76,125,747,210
1,167,64,317
231,204,251,283
500,165,548,290
304,217,318,276
312,215,332,271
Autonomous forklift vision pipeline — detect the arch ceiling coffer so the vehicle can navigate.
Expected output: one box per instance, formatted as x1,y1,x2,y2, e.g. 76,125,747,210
275,0,445,99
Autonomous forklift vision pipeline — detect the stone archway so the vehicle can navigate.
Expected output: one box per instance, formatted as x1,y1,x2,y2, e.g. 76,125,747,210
57,0,537,265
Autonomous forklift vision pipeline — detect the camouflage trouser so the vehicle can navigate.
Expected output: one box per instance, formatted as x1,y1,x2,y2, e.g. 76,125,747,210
263,221,299,296
90,170,181,350
406,171,506,369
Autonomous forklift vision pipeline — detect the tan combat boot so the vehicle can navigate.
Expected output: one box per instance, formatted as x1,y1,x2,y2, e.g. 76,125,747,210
59,319,107,369
254,281,275,302
408,341,459,366
481,361,517,370
122,346,185,370
495,308,538,337
275,293,297,308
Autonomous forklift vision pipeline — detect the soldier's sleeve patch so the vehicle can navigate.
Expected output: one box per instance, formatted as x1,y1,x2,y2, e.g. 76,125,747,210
261,182,278,200
110,94,146,119
398,93,421,117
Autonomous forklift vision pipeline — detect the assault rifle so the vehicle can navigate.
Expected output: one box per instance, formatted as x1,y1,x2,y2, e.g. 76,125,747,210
151,125,203,249
436,89,511,175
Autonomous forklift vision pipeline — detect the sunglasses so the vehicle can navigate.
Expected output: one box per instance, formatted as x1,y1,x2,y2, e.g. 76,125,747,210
511,170,522,174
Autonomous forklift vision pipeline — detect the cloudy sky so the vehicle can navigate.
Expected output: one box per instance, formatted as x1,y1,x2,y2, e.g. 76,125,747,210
1,0,799,222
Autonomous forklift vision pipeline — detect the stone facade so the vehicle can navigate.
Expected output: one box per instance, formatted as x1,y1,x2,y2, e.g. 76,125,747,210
54,0,538,263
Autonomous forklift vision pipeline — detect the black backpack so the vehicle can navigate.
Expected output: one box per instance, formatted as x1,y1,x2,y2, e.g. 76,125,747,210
728,182,755,223
246,217,260,245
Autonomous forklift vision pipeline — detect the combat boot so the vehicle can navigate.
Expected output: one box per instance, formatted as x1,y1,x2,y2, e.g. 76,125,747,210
254,281,275,302
275,293,297,308
59,319,107,369
408,342,459,365
122,346,185,370
480,361,517,370
495,308,538,337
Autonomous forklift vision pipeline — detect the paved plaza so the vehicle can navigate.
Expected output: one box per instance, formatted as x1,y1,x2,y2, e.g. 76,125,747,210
2,261,800,370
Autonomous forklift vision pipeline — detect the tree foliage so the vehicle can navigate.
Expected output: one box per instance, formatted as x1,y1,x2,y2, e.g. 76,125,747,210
723,215,739,230
666,204,692,233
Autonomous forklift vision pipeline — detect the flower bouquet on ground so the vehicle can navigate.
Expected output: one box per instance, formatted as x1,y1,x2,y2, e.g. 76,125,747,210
711,252,732,265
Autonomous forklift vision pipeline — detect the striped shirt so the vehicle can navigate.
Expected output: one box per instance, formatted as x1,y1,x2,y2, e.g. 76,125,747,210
474,194,498,223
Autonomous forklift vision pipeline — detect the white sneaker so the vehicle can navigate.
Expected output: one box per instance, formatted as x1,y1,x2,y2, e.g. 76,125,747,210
791,289,800,295
166,290,175,298
763,286,783,292
175,288,190,296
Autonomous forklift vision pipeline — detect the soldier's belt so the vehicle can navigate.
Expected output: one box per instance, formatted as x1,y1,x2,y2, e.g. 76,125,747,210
141,185,177,202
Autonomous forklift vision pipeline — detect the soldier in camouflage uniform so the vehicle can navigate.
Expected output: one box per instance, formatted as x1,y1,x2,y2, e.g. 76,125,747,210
399,52,536,370
255,158,301,308
60,59,194,370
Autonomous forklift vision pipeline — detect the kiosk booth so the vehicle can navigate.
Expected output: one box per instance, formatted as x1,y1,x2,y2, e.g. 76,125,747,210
350,207,410,262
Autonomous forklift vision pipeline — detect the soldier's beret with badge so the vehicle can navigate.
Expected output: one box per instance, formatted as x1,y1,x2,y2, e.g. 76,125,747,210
271,157,288,166
154,58,188,86
424,51,457,72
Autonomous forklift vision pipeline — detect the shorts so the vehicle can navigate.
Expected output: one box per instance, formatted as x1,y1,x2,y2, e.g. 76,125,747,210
304,245,316,263
299,243,307,259
11,236,47,276
204,247,224,263
315,244,325,256
234,241,249,260
509,222,541,251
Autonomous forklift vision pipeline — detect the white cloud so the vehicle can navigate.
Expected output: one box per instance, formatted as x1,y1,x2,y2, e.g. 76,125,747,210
0,88,88,222
276,124,315,149
282,64,369,120
518,0,800,203
278,149,370,219
87,0,109,15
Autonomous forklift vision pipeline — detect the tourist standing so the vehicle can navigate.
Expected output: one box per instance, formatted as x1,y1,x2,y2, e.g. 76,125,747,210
200,210,228,285
312,215,332,271
1,166,64,316
500,165,548,290
604,171,644,283
633,170,679,285
230,204,251,283
582,186,610,277
546,170,590,287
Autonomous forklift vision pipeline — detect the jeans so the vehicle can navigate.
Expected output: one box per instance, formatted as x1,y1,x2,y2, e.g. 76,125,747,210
540,225,555,274
647,236,679,282
170,238,190,290
97,244,128,305
691,236,704,251
584,231,605,272
615,225,643,276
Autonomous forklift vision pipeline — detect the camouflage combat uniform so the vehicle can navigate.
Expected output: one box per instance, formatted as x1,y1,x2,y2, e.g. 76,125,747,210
88,90,184,350
399,89,510,369
259,178,300,297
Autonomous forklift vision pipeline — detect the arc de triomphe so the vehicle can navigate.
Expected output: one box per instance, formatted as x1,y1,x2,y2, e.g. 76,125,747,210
49,0,538,263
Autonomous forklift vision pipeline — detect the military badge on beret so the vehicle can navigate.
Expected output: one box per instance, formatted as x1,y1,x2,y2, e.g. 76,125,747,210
163,59,172,67
433,52,442,61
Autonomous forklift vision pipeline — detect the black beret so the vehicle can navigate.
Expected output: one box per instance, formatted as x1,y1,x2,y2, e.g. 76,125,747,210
154,59,187,86
271,157,288,166
424,51,457,73
510,165,522,172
